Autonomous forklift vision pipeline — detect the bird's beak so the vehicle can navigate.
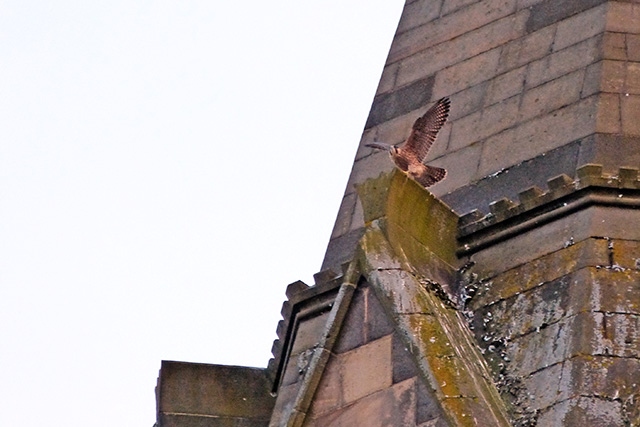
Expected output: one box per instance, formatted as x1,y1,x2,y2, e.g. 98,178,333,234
365,142,393,151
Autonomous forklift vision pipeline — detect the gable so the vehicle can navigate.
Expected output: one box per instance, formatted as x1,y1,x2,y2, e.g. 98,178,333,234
304,279,446,426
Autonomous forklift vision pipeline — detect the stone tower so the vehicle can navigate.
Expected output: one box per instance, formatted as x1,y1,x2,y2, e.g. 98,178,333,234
155,1,640,426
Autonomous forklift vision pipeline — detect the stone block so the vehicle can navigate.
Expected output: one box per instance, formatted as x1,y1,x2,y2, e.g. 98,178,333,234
508,314,578,376
285,281,309,299
479,94,521,138
621,94,640,136
308,378,416,427
157,362,275,420
603,31,628,60
591,268,640,315
449,81,487,121
416,381,447,425
507,309,640,377
486,66,527,106
281,348,312,387
519,70,584,121
629,34,640,61
341,335,393,404
383,172,460,265
552,3,607,52
396,0,442,34
429,353,487,398
450,95,520,152
355,172,393,225
474,266,640,359
525,35,602,90
468,207,602,280
290,311,331,356
592,311,640,357
307,354,342,417
611,238,640,270
432,47,502,98
363,285,397,342
365,76,435,129
392,334,419,384
474,275,573,341
375,62,398,97
478,95,597,178
269,382,299,426
606,1,640,34
334,283,395,354
159,413,269,427
525,0,606,33
395,11,526,89
441,0,477,16
521,362,564,411
627,62,640,94
578,134,640,174
387,0,517,64
559,356,640,402
537,396,623,427
449,110,482,152
442,140,581,215
333,283,367,354
596,92,622,134
321,227,365,273
582,61,602,97
601,60,626,92
590,205,640,240
329,192,358,240
497,25,555,74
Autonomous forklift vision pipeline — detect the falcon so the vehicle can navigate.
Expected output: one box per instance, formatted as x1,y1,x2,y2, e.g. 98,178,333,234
366,97,450,188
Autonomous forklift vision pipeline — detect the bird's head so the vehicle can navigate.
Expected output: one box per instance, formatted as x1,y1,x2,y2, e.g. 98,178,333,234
365,142,398,155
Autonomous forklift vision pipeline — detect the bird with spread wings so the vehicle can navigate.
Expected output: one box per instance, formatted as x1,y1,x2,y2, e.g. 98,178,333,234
366,97,450,188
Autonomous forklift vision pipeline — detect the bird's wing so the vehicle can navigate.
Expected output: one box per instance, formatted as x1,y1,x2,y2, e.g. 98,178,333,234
402,97,451,162
415,165,447,188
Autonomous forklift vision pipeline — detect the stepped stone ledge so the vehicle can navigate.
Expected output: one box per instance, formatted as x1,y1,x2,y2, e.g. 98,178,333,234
458,164,640,256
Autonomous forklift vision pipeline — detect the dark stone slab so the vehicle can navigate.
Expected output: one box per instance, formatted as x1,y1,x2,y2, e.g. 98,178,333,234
365,76,435,129
578,133,640,174
334,281,395,354
321,227,365,274
158,413,269,427
364,283,396,343
525,0,607,33
333,283,367,353
156,361,275,426
441,140,581,215
416,380,446,425
391,333,419,384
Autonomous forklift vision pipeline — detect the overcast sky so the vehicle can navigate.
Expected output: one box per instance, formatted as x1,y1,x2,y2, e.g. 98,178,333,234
0,1,404,426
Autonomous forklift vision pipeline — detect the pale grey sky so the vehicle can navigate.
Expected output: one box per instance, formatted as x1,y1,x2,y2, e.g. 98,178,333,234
0,1,404,425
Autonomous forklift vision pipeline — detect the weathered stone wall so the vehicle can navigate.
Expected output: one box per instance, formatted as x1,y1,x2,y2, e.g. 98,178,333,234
458,166,640,425
323,0,640,273
156,361,275,427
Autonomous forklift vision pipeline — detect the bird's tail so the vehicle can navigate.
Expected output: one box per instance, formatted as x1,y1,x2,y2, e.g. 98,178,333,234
416,166,446,188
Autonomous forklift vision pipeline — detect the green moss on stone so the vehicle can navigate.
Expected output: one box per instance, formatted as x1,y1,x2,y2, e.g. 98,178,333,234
355,171,394,224
385,172,459,267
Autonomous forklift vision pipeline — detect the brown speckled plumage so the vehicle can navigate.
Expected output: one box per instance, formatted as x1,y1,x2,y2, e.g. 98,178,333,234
366,97,450,188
